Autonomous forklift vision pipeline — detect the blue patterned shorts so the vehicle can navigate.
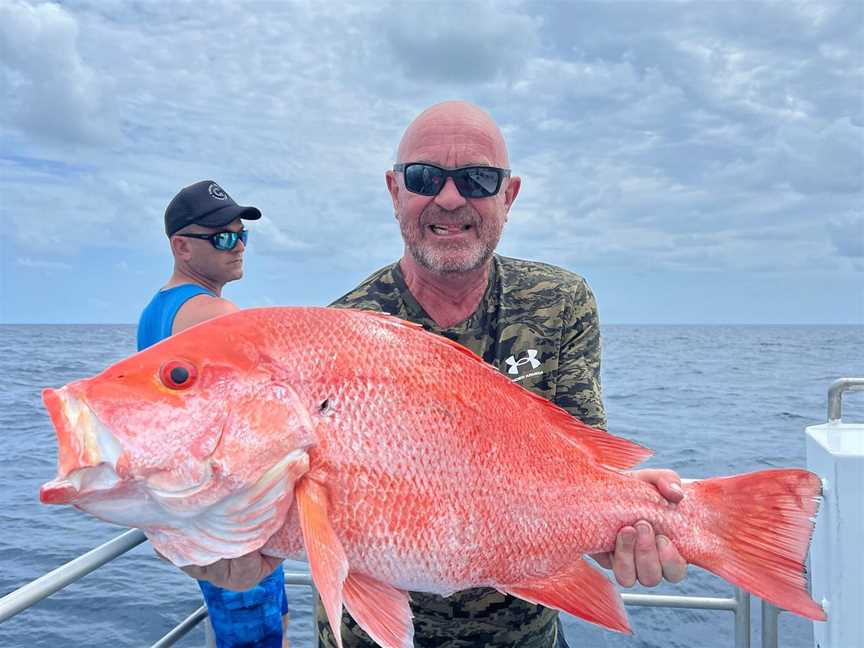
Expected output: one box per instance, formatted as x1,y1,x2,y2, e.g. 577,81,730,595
198,564,288,648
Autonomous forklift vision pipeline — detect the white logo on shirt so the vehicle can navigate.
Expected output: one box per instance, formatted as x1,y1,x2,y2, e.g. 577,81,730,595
505,350,543,382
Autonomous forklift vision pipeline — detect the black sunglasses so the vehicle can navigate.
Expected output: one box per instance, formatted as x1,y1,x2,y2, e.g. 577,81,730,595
176,229,248,251
393,163,511,198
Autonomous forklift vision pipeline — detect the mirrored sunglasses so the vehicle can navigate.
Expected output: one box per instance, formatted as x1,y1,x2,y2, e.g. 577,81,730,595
393,163,511,198
176,229,248,251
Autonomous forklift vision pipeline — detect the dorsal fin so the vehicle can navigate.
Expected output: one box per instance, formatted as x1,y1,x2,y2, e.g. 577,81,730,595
356,309,652,470
528,396,651,469
353,309,495,363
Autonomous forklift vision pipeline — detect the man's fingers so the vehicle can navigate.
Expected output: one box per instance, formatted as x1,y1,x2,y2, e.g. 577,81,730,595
171,551,283,591
224,553,269,591
611,526,637,587
591,552,613,569
180,563,212,581
630,468,685,504
263,554,285,574
180,553,263,591
657,476,685,503
657,535,688,583
634,521,662,587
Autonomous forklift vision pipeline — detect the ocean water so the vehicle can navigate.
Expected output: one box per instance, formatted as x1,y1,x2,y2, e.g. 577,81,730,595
0,323,861,648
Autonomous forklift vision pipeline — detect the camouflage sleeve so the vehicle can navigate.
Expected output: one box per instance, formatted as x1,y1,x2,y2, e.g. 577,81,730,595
328,292,388,312
327,266,401,314
554,278,607,430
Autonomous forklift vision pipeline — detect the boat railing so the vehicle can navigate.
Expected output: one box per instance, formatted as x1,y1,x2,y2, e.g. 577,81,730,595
0,527,790,648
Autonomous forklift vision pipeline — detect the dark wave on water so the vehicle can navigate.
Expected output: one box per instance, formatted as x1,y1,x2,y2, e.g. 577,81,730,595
1,324,861,648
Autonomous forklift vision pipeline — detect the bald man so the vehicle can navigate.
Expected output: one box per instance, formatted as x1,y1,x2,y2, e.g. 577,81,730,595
319,102,688,647
192,103,688,647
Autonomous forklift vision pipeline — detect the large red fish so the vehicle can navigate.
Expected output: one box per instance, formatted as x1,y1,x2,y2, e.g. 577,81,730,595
39,307,825,647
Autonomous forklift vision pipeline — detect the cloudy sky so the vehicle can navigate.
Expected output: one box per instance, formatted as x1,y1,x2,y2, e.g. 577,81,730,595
1,0,862,324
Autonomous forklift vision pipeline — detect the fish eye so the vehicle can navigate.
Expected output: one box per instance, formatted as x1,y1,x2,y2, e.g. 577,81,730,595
160,360,197,390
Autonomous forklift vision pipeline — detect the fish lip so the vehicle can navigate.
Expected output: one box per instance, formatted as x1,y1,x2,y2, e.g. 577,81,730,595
40,386,125,504
39,464,122,504
39,478,80,504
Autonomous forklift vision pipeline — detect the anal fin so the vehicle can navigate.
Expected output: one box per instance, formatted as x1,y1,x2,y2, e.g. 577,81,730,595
504,558,630,633
343,572,414,648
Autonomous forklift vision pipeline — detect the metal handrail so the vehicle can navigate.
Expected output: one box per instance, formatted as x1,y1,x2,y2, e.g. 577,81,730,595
761,601,780,648
150,605,208,648
827,377,864,421
620,592,738,610
0,529,789,648
0,528,147,623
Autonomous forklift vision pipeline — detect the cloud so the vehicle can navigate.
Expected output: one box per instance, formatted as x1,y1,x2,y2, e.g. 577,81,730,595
1,0,861,323
252,217,313,256
383,2,541,83
715,118,864,195
0,1,119,144
17,256,72,270
827,216,864,258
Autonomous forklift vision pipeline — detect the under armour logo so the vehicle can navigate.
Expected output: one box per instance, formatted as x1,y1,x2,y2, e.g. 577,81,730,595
505,349,541,375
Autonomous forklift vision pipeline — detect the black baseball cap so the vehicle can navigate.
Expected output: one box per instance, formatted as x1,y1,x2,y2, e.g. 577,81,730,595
164,180,261,237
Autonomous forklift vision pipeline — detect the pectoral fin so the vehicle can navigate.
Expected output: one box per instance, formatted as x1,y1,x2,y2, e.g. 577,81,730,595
504,558,631,633
343,572,413,648
296,477,349,648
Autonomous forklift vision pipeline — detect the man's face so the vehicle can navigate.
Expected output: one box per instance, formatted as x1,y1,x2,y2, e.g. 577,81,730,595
175,219,246,284
387,107,520,275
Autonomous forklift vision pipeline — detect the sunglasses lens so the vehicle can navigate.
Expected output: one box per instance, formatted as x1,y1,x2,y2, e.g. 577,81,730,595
401,164,503,198
455,167,501,198
212,232,239,250
404,164,445,196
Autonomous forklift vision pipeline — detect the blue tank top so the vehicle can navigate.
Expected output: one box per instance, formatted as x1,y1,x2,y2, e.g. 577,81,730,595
136,284,215,351
136,284,289,646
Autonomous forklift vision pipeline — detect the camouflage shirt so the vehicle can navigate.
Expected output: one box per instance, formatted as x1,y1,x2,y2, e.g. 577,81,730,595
318,254,606,648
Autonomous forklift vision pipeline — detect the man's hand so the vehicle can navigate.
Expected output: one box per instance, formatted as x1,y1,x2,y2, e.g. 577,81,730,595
169,550,284,592
592,469,688,587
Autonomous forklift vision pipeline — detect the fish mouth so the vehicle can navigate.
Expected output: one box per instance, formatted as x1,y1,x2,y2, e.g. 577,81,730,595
40,387,124,505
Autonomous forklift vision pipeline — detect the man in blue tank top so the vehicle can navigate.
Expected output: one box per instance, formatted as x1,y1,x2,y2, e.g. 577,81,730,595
138,180,290,648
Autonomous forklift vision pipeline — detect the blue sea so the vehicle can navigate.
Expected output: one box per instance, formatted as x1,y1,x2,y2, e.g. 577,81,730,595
0,324,861,648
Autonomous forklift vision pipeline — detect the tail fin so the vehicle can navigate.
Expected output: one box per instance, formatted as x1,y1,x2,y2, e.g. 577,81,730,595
686,469,826,621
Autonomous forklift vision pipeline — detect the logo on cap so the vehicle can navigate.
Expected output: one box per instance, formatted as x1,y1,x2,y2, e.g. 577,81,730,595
208,183,227,200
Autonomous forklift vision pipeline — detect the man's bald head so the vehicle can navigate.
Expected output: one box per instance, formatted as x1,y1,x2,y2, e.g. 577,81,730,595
396,101,510,169
386,101,521,278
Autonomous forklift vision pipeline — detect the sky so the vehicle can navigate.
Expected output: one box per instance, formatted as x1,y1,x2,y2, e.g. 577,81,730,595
0,0,862,325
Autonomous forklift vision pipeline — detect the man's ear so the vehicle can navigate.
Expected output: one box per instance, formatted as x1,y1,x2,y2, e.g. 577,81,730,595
503,175,521,219
170,235,190,260
385,170,400,212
